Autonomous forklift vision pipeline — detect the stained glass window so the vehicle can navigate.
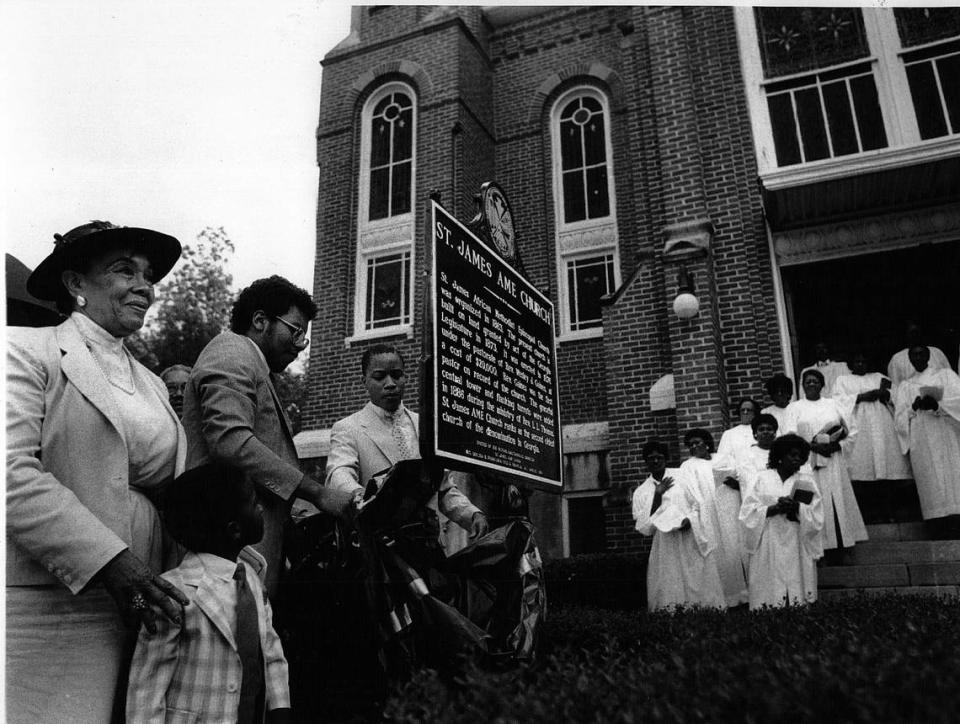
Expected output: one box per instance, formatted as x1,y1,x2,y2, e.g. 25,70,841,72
755,8,870,79
894,8,960,48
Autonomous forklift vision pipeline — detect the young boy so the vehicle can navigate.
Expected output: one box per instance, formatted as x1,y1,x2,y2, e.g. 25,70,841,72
126,462,291,723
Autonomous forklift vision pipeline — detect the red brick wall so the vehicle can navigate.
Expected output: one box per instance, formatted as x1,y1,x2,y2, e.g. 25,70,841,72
308,6,784,558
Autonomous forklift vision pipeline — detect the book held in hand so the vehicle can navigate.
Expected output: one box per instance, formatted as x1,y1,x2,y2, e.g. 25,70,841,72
918,385,943,402
792,488,814,505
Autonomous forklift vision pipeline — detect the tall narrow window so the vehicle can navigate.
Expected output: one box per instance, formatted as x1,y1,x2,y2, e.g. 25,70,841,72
551,87,620,338
355,82,416,339
368,91,413,220
558,96,610,223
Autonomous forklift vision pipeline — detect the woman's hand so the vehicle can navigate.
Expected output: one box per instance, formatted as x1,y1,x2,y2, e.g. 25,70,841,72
96,549,188,634
810,441,830,456
654,476,674,496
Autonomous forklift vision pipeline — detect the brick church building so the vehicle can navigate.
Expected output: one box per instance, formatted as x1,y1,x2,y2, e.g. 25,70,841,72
297,6,960,560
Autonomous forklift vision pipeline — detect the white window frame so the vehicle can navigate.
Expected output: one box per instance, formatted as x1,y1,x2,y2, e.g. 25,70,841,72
549,86,621,342
350,81,417,343
735,7,960,189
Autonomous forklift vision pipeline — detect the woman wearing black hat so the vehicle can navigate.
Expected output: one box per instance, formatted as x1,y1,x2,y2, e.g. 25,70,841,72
7,221,191,721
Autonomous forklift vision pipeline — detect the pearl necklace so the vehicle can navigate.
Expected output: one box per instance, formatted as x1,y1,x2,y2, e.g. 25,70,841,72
82,336,136,395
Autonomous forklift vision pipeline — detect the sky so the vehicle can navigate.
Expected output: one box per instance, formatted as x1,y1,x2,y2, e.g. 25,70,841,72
1,0,354,302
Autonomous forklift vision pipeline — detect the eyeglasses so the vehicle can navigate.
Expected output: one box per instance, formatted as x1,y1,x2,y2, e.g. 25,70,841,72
273,316,308,344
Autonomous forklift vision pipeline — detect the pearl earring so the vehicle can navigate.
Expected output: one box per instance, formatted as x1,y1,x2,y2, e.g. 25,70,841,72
76,295,87,308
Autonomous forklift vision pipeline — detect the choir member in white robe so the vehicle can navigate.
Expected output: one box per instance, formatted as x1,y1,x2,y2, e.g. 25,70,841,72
833,353,912,483
893,345,960,522
784,369,868,551
632,441,726,611
800,342,850,398
734,414,779,486
888,345,951,388
740,434,823,609
679,429,748,607
887,322,951,390
717,398,761,466
761,374,793,431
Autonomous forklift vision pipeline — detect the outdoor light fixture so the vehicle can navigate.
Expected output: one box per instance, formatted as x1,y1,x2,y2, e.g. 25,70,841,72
672,264,699,319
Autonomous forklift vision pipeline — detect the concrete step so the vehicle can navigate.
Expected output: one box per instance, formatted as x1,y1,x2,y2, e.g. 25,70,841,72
864,522,928,542
838,540,960,566
819,563,908,589
819,585,960,601
819,561,960,588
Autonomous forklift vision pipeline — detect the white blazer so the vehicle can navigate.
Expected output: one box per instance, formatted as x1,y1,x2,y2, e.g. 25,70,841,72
326,402,480,529
6,318,186,593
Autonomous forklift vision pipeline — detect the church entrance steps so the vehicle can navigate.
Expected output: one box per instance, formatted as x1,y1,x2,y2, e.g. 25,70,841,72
819,585,960,601
861,521,927,542
817,523,960,598
836,540,960,566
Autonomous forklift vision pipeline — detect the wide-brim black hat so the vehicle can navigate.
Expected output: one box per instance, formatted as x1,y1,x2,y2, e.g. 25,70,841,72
27,220,182,301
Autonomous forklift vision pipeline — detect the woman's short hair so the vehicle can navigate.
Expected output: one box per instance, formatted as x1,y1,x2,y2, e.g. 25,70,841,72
641,440,669,459
767,433,810,469
751,413,779,433
801,368,825,386
683,428,715,453
229,275,317,334
764,373,793,396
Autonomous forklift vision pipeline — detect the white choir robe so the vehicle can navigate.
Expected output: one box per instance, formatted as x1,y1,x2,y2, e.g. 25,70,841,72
717,424,755,467
894,367,960,519
801,360,851,398
735,443,772,488
679,456,748,606
632,469,726,611
783,397,868,550
887,346,951,390
740,469,824,609
633,468,726,611
761,404,789,431
832,372,912,481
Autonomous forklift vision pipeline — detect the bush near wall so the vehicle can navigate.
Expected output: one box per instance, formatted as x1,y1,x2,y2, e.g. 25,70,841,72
385,594,960,723
543,552,649,611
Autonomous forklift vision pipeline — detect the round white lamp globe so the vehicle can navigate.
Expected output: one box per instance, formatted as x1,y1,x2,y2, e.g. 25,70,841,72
673,292,699,319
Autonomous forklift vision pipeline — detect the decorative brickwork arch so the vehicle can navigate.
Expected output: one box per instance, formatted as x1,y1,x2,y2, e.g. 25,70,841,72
529,62,626,124
346,60,434,113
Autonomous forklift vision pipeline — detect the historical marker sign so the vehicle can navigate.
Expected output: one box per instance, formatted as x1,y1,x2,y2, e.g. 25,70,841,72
429,200,562,490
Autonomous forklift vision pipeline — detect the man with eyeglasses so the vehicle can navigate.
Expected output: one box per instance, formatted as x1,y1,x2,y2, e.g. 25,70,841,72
183,275,356,597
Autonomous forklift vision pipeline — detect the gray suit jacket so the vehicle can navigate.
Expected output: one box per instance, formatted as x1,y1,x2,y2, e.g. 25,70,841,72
325,402,480,531
6,318,185,592
182,331,301,595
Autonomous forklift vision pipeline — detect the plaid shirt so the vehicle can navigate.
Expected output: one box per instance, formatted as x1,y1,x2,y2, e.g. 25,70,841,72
126,548,290,723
